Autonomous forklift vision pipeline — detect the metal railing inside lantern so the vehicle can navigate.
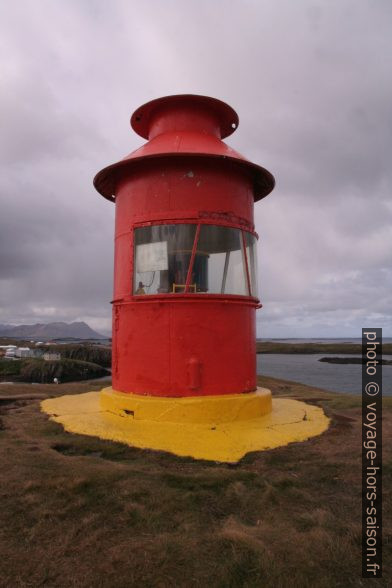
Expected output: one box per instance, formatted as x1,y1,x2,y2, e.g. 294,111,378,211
133,224,258,297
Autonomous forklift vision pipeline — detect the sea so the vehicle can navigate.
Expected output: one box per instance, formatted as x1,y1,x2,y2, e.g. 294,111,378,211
256,338,392,395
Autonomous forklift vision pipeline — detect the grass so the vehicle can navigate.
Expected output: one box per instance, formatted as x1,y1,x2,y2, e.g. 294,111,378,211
0,376,390,587
0,358,109,383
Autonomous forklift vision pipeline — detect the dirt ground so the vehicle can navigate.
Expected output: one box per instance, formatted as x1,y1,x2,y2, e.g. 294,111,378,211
0,376,390,587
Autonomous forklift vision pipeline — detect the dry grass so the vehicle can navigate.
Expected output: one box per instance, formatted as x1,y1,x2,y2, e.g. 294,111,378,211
0,376,391,587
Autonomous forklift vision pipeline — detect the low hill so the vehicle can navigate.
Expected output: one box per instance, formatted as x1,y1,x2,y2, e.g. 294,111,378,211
0,321,104,340
256,341,392,354
0,358,109,383
41,344,111,367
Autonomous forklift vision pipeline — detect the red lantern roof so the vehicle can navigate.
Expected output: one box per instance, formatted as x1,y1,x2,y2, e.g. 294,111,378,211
94,94,275,202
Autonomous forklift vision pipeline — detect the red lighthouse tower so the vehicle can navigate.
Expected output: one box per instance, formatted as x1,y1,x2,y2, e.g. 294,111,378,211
94,94,274,400
41,95,330,462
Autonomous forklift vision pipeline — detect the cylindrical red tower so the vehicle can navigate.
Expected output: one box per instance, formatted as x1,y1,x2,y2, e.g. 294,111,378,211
41,101,328,463
94,95,274,398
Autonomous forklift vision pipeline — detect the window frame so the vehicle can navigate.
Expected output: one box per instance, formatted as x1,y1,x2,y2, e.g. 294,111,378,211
132,220,259,300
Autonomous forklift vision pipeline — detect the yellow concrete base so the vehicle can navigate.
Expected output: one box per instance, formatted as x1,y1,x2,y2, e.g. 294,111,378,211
41,388,330,463
100,387,273,423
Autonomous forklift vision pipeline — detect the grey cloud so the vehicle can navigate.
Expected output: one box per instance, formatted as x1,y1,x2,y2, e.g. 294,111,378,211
1,0,391,336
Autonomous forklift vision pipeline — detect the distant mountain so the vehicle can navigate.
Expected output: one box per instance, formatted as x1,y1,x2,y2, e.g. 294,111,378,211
0,321,105,340
0,324,14,333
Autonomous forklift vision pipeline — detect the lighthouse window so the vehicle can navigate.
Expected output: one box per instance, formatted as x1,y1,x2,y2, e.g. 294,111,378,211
194,225,249,296
133,223,258,297
134,224,197,294
243,231,259,298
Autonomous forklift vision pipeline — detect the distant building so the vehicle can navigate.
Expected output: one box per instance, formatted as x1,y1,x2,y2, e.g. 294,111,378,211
43,352,61,361
1,345,14,358
15,347,33,358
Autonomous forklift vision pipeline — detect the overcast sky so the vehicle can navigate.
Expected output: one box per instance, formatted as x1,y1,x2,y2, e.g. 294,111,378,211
1,0,391,337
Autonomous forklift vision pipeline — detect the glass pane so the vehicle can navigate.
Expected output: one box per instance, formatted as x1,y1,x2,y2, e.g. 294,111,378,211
194,225,248,295
134,224,197,294
243,232,259,298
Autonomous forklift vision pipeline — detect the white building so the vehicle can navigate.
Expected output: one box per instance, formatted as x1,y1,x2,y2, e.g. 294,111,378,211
15,347,33,358
43,352,61,361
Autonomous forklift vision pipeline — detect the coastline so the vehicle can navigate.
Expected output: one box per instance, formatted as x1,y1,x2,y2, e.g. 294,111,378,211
256,341,392,354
